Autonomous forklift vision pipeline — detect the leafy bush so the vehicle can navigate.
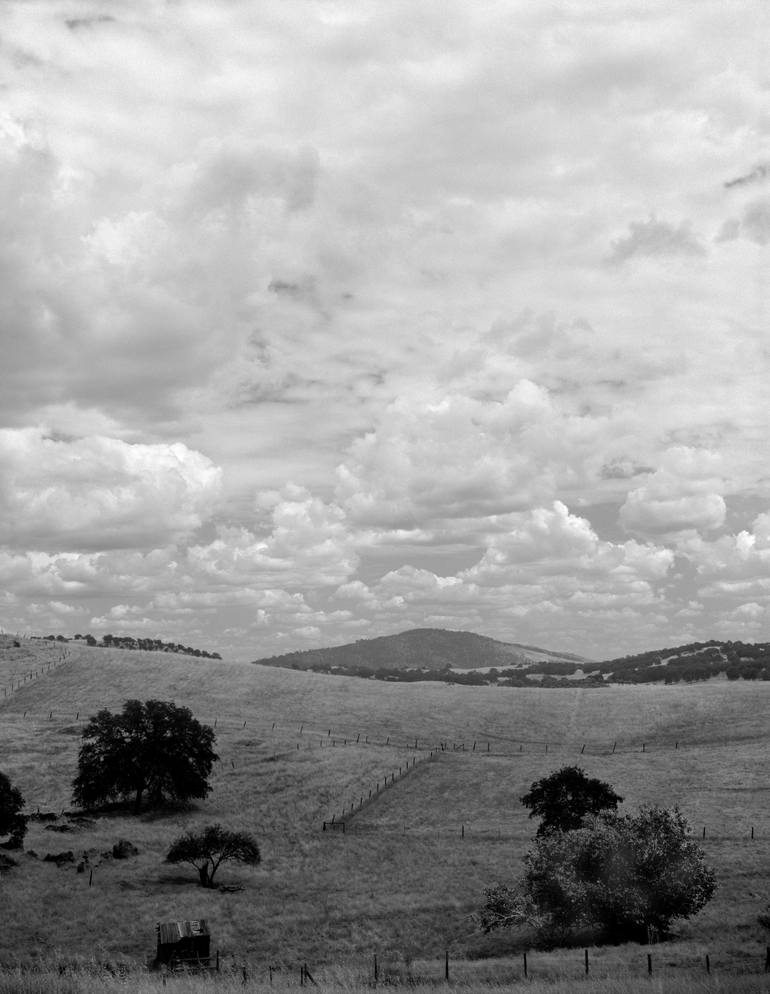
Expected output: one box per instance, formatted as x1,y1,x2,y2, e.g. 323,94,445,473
0,772,27,848
482,806,715,945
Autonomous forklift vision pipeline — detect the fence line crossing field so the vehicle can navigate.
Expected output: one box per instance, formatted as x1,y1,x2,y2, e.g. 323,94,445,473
0,637,769,987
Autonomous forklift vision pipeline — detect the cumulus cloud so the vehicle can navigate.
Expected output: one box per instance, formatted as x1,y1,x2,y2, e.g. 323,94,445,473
618,447,728,536
1,2,769,656
0,430,222,550
188,486,359,588
465,502,673,586
335,380,614,528
608,217,706,263
621,493,727,535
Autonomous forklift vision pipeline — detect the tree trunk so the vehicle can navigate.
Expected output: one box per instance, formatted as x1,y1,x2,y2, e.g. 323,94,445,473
198,865,211,887
134,787,143,813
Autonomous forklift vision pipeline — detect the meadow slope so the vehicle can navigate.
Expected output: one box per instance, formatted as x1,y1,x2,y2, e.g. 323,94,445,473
0,635,768,988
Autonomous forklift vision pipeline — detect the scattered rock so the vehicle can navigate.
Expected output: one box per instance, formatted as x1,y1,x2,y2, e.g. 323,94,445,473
112,839,139,859
66,815,96,828
45,824,74,833
43,851,75,866
0,854,18,873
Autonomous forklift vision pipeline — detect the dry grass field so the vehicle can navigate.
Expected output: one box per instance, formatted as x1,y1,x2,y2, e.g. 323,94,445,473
0,634,768,993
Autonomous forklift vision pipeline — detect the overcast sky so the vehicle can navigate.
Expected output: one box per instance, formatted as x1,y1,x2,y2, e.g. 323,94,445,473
1,1,769,661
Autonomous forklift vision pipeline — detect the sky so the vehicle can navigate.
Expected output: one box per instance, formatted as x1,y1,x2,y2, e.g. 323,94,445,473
1,1,769,661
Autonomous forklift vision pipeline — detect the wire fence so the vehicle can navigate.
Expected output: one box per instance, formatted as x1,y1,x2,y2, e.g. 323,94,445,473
0,698,740,760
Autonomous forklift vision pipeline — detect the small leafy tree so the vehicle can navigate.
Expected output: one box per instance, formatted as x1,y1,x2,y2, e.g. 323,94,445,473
0,772,27,848
520,765,623,835
166,824,261,887
72,700,217,812
482,806,716,944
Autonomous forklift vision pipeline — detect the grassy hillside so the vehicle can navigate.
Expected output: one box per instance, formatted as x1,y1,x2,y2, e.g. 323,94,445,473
254,627,589,675
1,635,769,990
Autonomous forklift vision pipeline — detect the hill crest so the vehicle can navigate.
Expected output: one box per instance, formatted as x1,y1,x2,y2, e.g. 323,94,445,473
252,627,588,676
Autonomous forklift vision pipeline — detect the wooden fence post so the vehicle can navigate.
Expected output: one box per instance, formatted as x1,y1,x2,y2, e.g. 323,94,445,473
523,952,528,978
705,954,710,974
584,948,589,975
647,954,652,975
445,950,449,982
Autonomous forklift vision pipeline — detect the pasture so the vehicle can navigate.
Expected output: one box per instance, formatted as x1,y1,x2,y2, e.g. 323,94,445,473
0,635,768,992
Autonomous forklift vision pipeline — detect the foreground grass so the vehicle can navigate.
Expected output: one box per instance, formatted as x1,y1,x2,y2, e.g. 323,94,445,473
0,637,768,979
2,957,770,994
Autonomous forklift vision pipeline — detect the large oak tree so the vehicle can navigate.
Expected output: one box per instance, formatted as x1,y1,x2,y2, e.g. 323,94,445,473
520,765,623,835
72,699,217,812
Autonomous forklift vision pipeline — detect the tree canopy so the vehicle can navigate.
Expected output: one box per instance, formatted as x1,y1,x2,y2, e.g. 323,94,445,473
520,765,623,835
0,772,27,848
166,824,261,887
72,699,217,812
482,805,715,944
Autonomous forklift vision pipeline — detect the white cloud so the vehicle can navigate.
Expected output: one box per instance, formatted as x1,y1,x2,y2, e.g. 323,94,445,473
0,2,769,657
619,447,728,536
621,493,727,535
608,217,706,263
188,486,358,588
0,430,222,550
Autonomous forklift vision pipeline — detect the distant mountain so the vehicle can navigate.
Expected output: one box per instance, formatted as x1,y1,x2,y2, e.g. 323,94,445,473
252,627,590,681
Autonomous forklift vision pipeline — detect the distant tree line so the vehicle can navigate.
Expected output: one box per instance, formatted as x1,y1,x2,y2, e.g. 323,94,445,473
292,640,770,686
289,661,605,688
35,633,221,660
599,640,770,683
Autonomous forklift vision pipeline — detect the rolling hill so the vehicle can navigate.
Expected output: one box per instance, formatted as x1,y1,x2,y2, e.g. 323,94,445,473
253,627,589,679
2,633,770,991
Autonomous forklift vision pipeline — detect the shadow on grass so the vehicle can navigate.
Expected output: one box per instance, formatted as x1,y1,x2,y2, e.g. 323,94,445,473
68,799,199,822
